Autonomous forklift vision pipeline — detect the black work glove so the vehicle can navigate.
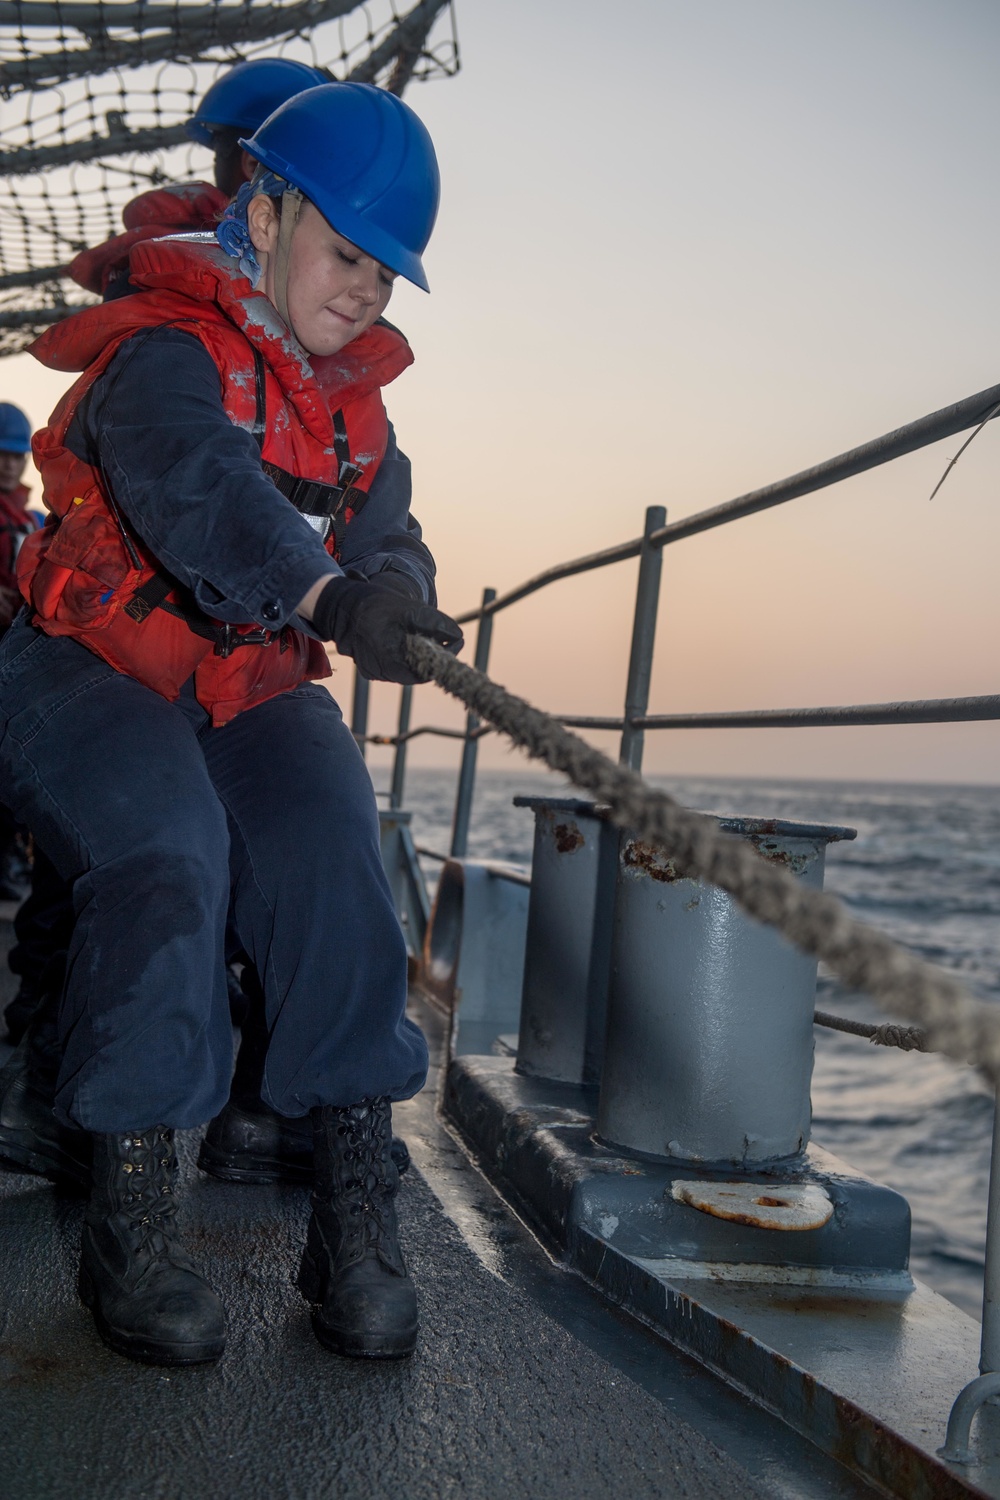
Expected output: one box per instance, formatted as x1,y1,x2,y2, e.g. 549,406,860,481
312,576,464,685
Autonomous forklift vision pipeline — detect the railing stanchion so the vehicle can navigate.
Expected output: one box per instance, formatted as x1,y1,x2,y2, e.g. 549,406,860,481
351,666,370,758
450,587,496,858
938,1090,1000,1461
389,685,413,810
982,1086,1000,1372
619,505,667,772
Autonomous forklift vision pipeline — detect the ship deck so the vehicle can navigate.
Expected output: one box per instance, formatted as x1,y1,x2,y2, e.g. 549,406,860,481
0,911,880,1500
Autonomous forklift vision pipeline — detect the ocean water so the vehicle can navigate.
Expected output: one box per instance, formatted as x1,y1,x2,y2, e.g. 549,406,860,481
375,764,1000,1320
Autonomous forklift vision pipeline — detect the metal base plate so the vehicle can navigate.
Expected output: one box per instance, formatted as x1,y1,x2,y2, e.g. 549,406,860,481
445,1052,1000,1499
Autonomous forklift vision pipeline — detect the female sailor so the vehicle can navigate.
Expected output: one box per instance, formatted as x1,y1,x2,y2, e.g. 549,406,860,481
0,81,462,1367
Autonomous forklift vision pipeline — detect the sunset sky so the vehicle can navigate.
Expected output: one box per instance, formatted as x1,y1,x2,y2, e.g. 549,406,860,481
8,0,1000,784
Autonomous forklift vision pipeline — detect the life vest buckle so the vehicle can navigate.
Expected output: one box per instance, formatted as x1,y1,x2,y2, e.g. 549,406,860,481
213,624,271,658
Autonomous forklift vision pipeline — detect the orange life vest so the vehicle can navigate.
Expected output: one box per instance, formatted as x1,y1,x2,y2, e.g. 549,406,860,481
68,182,230,296
21,236,413,725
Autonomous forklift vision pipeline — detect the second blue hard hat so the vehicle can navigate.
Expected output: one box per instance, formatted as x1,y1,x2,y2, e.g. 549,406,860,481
241,82,440,292
187,58,328,147
0,403,32,454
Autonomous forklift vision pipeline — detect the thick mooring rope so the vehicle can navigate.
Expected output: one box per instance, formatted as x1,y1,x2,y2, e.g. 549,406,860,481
406,635,1000,1084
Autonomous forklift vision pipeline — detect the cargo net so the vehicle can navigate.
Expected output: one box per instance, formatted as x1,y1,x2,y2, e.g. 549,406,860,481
0,0,459,354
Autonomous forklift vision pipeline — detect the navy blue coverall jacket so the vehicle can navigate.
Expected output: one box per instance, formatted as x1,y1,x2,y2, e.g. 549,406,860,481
0,326,430,1130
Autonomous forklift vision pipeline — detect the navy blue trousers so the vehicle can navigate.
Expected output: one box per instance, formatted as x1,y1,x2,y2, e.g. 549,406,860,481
0,613,427,1131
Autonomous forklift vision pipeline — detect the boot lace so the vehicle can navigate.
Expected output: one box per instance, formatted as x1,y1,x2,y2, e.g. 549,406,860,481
115,1126,178,1255
327,1099,399,1260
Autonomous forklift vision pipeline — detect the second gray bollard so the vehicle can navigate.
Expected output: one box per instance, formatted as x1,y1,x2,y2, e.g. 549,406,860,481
514,797,618,1085
596,815,855,1164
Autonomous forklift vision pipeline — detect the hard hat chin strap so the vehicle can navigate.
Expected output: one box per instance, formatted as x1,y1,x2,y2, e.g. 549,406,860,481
272,186,304,330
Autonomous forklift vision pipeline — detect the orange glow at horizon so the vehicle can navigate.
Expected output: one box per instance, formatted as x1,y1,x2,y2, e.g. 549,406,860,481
7,0,1000,789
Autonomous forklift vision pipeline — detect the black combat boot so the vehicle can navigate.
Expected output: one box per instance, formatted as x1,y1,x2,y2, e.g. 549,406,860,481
79,1127,226,1366
199,1099,316,1184
297,1098,418,1359
0,992,91,1189
198,985,410,1184
198,983,315,1183
199,1100,411,1185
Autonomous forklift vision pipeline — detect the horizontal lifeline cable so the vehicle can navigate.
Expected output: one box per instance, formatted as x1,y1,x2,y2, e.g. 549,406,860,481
406,635,1000,1084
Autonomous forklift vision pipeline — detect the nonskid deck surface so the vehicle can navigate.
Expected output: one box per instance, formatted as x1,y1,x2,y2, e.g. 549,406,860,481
0,969,875,1498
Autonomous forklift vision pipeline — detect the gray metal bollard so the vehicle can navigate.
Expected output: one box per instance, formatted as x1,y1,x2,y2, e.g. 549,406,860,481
597,815,855,1165
513,796,618,1085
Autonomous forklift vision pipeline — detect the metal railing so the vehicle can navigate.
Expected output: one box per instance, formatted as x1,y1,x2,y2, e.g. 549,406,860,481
355,378,1000,852
354,377,1000,1459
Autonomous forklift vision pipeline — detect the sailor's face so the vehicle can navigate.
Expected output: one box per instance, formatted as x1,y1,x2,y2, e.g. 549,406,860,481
251,197,395,357
286,206,396,356
0,452,27,493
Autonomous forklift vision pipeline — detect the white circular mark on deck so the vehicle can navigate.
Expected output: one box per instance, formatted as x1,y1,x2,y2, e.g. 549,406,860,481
670,1179,834,1231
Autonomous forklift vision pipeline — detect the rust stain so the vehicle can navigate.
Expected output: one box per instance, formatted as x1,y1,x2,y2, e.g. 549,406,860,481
622,840,684,883
0,1347,91,1388
553,821,585,854
2,1352,59,1380
623,832,810,881
751,838,809,876
827,1383,969,1498
779,1294,881,1317
709,1209,787,1229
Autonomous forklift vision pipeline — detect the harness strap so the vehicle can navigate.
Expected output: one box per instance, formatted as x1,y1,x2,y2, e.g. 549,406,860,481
250,348,369,539
331,410,352,481
123,572,273,657
261,459,369,523
251,344,267,449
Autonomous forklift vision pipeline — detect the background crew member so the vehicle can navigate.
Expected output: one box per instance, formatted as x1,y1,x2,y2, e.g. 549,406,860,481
0,402,39,903
69,56,328,301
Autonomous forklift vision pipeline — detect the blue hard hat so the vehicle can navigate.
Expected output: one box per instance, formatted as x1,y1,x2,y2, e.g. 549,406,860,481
0,403,31,454
187,58,329,147
241,82,440,292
